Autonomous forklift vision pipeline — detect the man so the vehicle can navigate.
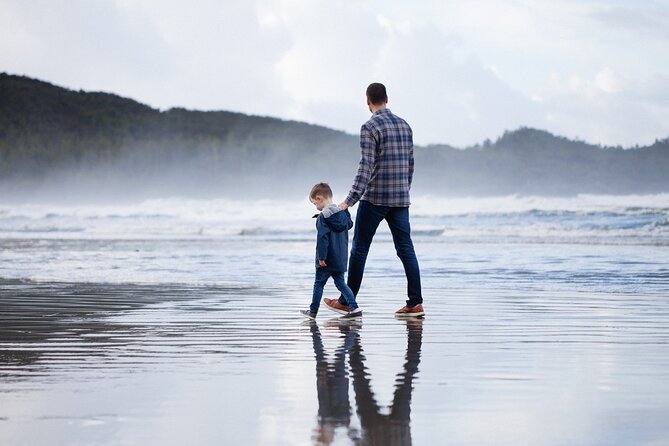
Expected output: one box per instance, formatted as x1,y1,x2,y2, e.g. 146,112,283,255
324,82,424,317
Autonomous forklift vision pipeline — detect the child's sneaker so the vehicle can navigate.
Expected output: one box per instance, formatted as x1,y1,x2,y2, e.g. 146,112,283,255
300,309,317,319
341,307,363,319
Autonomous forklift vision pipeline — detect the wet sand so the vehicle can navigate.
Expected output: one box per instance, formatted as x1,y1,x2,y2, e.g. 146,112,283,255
2,277,669,446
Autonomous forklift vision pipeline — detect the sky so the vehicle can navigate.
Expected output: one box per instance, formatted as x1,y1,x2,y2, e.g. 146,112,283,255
1,0,668,147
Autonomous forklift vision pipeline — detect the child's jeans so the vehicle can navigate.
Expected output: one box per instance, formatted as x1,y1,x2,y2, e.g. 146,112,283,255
311,268,357,313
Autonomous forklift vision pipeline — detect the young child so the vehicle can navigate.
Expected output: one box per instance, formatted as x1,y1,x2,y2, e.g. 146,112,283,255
301,182,362,319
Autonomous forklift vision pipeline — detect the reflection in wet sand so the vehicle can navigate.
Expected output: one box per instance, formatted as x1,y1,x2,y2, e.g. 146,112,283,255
308,319,423,446
1,277,669,446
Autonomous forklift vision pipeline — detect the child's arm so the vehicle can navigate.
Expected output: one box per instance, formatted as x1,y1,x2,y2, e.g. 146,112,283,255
316,217,330,266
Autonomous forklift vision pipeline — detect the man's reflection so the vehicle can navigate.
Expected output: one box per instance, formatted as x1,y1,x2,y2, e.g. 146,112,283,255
307,319,423,446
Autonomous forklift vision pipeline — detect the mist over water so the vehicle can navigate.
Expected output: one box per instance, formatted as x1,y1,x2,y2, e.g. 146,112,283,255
1,193,668,445
2,193,668,240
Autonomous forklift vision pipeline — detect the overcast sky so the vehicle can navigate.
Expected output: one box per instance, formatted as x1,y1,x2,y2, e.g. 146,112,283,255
2,0,668,147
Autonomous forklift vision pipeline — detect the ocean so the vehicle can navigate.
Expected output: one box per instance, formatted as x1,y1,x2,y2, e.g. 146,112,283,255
1,194,668,445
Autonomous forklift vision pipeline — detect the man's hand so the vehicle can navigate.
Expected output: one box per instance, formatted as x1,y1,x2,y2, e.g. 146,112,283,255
338,202,349,210
319,260,327,267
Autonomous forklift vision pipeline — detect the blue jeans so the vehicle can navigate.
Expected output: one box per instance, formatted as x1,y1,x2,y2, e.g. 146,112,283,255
339,200,423,307
312,268,358,313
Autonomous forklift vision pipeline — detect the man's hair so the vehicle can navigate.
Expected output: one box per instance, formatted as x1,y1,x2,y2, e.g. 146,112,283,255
309,182,333,200
366,82,388,105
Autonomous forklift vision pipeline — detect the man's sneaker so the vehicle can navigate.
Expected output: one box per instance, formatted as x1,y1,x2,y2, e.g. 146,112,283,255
300,309,317,319
323,298,349,315
341,308,363,319
395,304,425,318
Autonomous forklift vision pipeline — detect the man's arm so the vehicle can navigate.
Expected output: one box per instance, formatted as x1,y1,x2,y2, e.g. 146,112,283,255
408,148,414,189
408,127,414,188
344,124,377,208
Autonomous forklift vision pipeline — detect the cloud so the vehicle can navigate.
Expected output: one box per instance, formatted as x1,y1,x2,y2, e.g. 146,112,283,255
258,1,544,146
258,0,386,130
1,0,669,146
369,21,543,146
296,0,669,147
534,68,669,146
640,74,669,107
1,1,175,94
589,5,669,38
0,0,292,116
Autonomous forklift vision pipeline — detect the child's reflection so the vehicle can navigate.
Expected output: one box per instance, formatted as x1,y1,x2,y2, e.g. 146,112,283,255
308,320,355,445
307,319,423,446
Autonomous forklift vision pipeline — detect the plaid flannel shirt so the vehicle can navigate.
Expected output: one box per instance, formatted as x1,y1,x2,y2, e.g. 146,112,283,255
345,108,414,207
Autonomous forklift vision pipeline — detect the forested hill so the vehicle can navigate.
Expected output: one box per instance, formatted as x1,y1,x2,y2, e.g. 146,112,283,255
0,73,358,199
1,73,668,200
420,129,669,196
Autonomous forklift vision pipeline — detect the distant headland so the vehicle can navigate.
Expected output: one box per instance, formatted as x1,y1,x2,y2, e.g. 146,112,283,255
1,73,668,200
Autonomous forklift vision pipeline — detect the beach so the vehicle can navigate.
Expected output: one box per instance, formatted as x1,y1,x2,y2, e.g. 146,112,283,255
1,195,669,445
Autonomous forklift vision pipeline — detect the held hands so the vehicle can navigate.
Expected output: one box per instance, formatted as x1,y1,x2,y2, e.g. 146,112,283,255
319,260,327,267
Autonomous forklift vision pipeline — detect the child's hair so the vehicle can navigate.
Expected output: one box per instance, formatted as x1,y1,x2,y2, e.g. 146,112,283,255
309,182,333,200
